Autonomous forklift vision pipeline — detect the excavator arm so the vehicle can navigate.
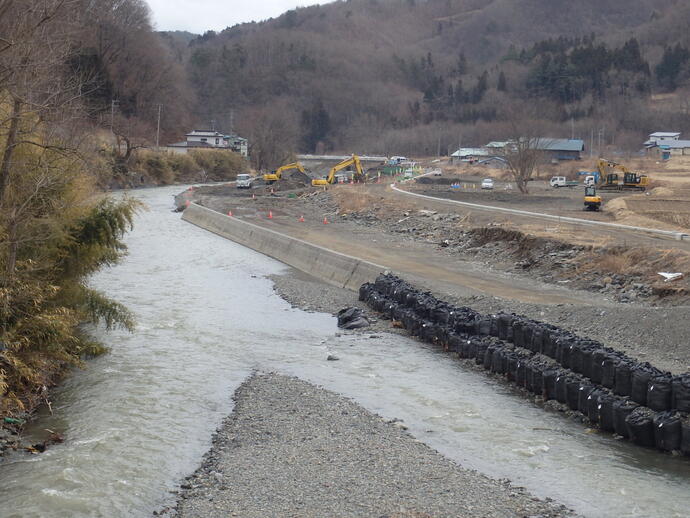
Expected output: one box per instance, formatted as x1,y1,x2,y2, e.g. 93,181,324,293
263,162,306,183
312,155,365,186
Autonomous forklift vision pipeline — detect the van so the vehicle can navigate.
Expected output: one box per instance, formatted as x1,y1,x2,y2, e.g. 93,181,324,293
236,174,252,188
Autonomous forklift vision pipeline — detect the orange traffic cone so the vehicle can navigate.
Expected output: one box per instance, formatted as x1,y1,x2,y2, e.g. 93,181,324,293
268,210,273,219
228,210,233,217
252,193,256,200
323,216,329,225
299,215,305,222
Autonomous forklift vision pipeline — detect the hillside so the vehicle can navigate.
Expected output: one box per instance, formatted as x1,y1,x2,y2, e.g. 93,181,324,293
161,0,690,165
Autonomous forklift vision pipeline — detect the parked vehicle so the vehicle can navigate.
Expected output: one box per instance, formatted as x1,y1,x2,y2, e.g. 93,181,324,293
481,178,494,190
549,176,579,188
596,159,649,191
236,174,252,189
583,185,602,211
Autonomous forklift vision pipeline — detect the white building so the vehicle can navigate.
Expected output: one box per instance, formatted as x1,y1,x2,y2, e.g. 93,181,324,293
644,132,681,147
166,130,248,157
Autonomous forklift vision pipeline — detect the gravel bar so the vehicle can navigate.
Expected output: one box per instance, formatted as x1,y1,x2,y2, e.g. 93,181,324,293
173,373,572,518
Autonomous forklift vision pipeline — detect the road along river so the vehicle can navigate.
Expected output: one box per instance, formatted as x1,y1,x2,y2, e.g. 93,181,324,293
0,185,688,518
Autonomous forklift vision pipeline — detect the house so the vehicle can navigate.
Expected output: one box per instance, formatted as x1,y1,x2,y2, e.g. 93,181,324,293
166,129,248,157
644,132,681,147
647,139,690,159
534,138,584,160
451,147,490,165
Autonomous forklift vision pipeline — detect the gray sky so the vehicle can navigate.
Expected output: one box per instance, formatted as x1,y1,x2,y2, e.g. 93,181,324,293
146,1,333,33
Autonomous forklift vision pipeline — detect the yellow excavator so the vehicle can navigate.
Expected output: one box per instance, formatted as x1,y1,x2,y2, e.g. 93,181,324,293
596,159,649,191
311,155,366,186
583,185,602,211
263,162,306,184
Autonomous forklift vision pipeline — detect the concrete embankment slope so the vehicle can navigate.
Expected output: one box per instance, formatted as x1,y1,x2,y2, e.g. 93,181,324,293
181,203,386,290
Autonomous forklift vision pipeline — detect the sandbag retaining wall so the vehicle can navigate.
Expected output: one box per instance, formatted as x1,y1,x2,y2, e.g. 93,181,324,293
181,203,386,291
361,273,690,456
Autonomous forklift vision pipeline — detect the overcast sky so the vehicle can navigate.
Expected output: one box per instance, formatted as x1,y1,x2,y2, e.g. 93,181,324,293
146,1,333,33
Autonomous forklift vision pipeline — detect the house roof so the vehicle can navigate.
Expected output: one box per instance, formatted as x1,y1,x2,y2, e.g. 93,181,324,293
535,138,584,152
657,139,690,149
485,141,509,148
451,147,490,157
168,141,216,148
649,132,681,138
186,130,224,137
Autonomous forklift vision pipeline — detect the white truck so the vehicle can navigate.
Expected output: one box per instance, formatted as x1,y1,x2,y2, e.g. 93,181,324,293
236,174,252,189
549,176,579,188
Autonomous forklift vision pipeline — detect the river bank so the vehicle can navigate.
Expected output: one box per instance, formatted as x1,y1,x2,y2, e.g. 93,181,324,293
185,183,690,375
171,373,572,518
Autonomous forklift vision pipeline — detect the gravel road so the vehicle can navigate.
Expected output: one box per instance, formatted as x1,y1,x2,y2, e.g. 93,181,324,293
172,373,572,518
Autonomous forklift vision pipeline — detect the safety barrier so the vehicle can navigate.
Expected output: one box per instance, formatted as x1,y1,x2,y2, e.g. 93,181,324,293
181,203,386,291
360,273,690,456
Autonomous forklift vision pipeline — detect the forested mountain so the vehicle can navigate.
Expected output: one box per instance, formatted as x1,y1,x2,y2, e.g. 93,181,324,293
166,0,690,164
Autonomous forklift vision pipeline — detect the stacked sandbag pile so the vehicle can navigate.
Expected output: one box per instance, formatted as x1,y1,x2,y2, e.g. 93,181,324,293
360,273,690,457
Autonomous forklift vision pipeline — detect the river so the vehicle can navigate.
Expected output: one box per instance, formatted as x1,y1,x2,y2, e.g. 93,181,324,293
0,185,688,518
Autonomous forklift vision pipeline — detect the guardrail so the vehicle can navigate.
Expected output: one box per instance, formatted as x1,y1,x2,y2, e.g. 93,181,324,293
391,183,689,241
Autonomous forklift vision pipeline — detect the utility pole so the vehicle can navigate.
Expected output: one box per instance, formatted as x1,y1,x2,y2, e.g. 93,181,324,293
211,119,216,131
590,128,593,158
570,118,574,140
229,110,234,134
156,104,162,150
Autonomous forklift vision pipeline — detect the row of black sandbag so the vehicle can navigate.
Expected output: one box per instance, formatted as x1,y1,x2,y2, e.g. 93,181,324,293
360,274,690,454
487,312,690,414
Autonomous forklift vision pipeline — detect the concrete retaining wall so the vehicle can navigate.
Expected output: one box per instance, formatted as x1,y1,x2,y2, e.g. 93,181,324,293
181,203,386,291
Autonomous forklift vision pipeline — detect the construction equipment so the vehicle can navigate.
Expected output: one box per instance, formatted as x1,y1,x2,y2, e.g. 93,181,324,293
311,155,365,186
583,185,602,211
263,162,306,184
596,159,649,191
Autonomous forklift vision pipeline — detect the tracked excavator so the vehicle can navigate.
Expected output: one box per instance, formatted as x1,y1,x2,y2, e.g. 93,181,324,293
596,159,649,191
263,162,307,184
583,185,602,211
311,155,366,186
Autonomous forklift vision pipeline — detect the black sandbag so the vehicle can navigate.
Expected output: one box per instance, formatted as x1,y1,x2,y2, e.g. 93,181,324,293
586,388,604,424
580,346,595,379
578,382,595,414
483,345,495,370
465,339,478,360
497,314,513,341
566,378,582,411
542,369,559,400
475,318,492,336
631,363,662,406
541,329,556,359
530,326,544,354
505,353,518,381
491,348,506,374
614,361,634,396
653,411,682,452
590,349,606,384
516,360,527,388
358,282,373,301
512,320,524,347
601,354,618,389
556,337,573,369
489,316,499,337
524,363,534,392
522,324,534,351
672,374,690,412
447,333,463,353
681,417,690,456
597,393,616,432
419,322,435,343
530,363,545,396
569,343,584,374
613,398,638,438
475,342,488,365
556,374,569,404
647,374,674,412
625,407,656,447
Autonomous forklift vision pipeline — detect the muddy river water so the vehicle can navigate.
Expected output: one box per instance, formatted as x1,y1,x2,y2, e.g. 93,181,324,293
0,185,689,518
